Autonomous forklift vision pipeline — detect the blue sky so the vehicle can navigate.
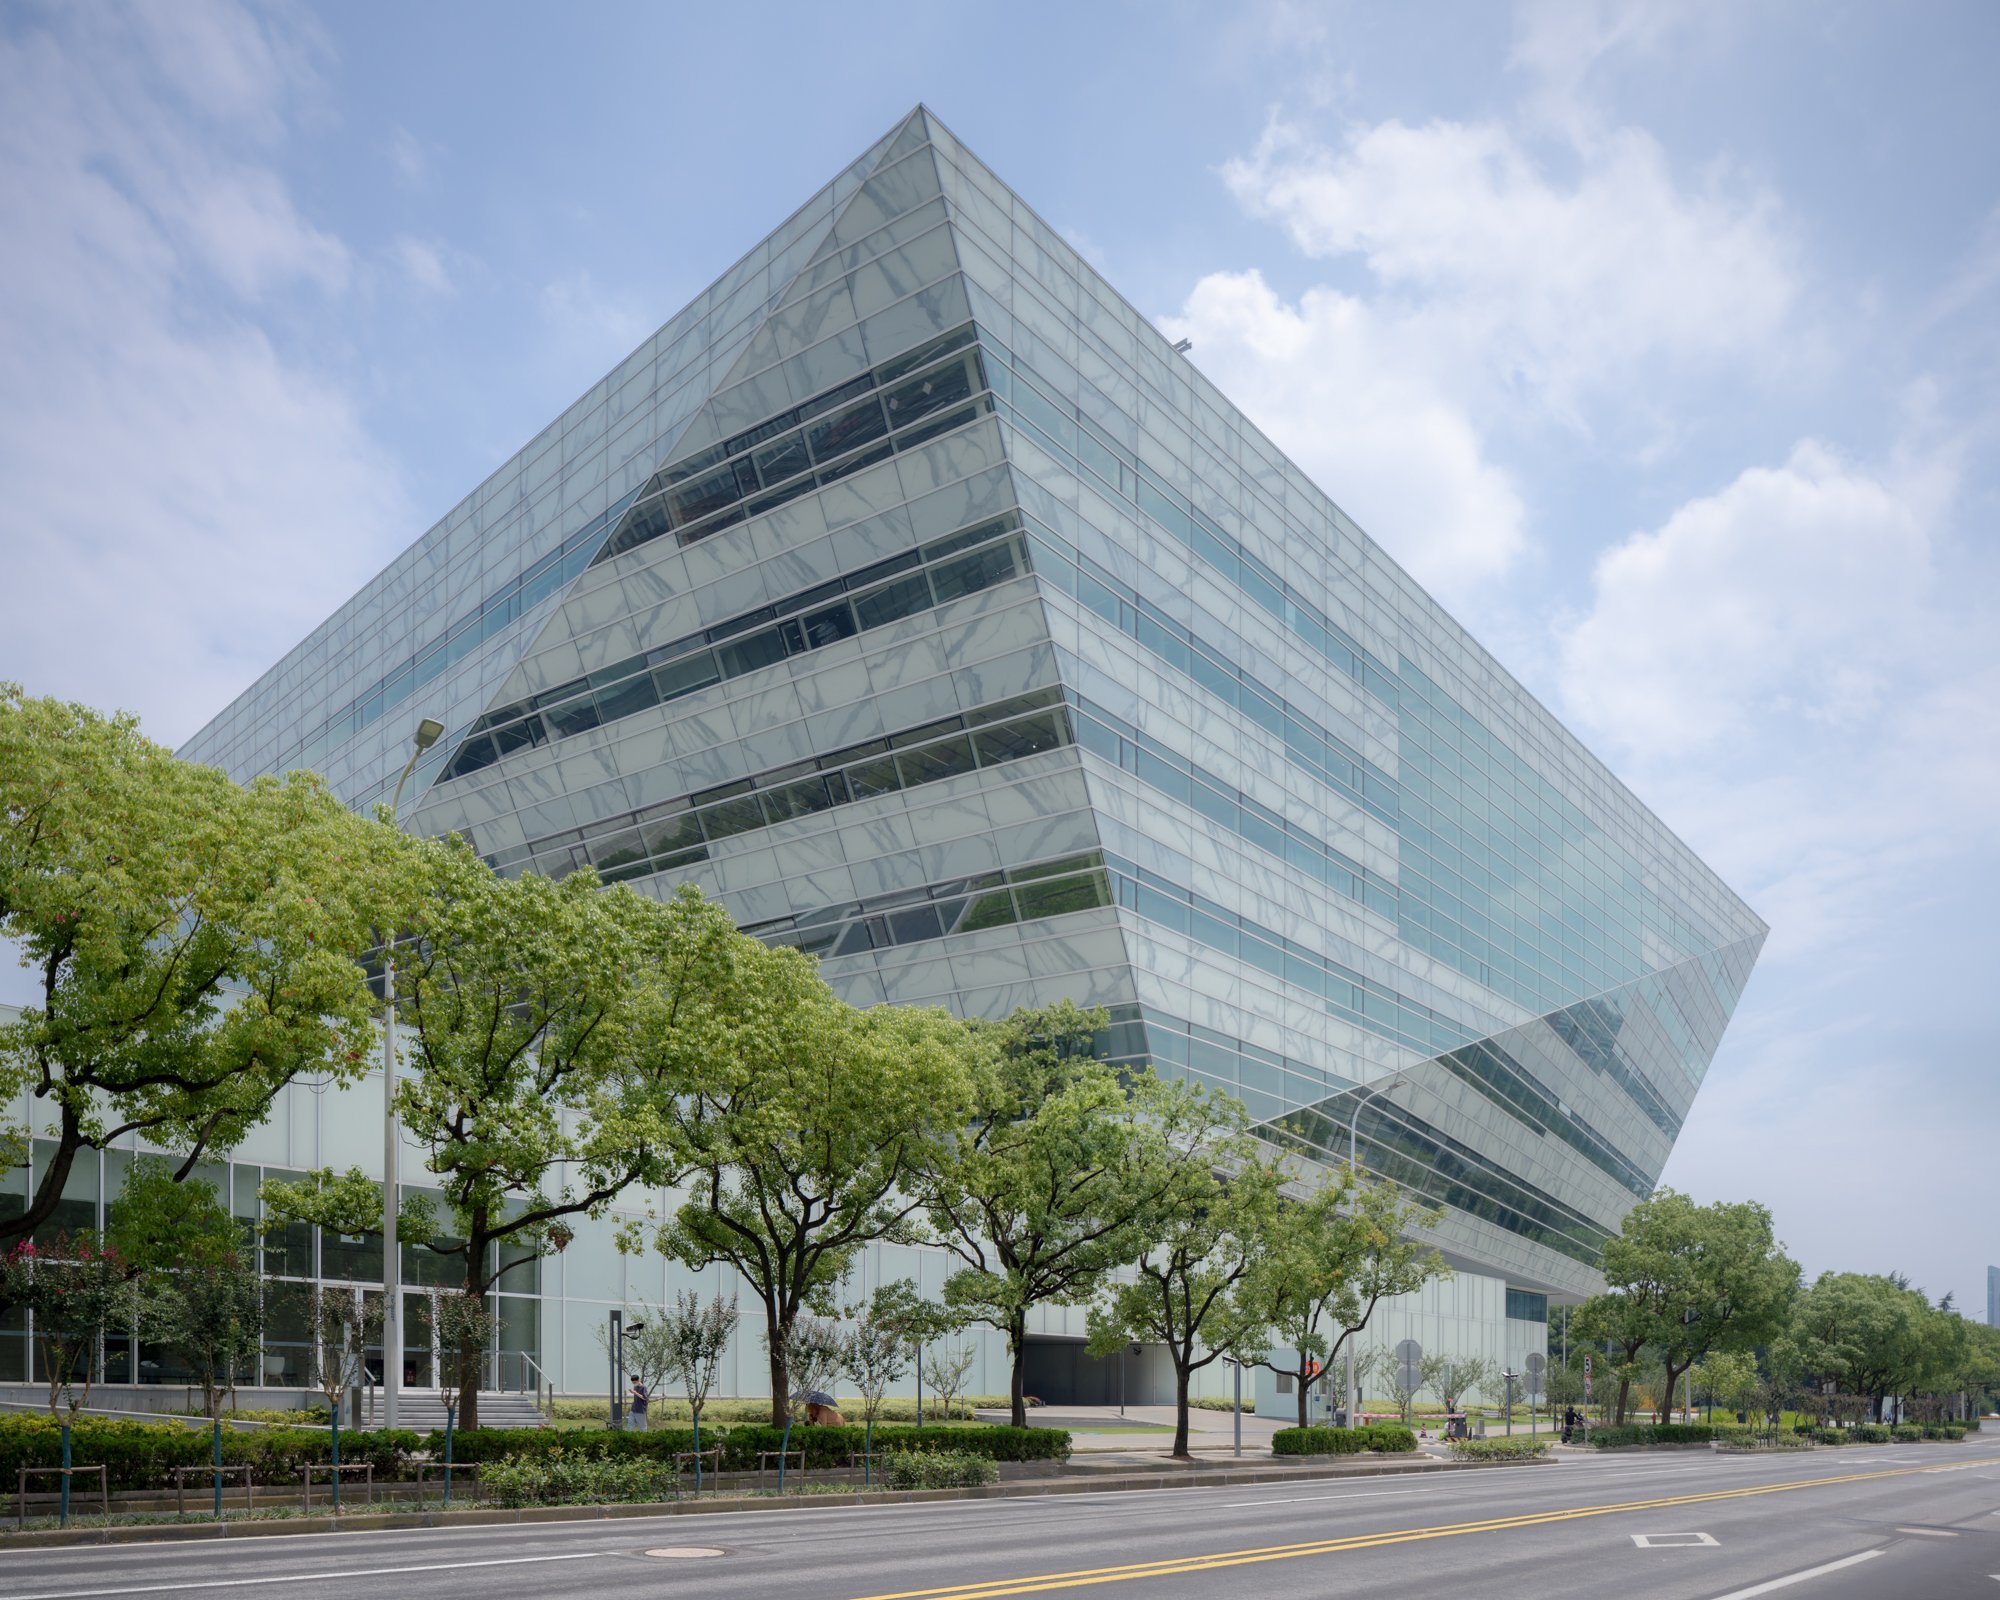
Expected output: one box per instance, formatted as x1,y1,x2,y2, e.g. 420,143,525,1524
2,0,1996,1309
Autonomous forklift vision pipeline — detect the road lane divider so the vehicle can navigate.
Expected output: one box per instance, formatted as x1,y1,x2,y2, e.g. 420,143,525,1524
6,1550,608,1600
850,1459,1987,1600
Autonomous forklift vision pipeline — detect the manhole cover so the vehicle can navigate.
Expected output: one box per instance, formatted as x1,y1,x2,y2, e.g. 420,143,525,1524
645,1546,727,1559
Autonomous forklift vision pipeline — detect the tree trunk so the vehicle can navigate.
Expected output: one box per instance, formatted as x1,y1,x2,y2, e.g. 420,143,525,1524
1171,1361,1192,1459
4,1108,82,1255
460,1221,490,1433
766,1310,790,1429
1297,1366,1310,1430
1009,1316,1029,1430
1614,1372,1631,1427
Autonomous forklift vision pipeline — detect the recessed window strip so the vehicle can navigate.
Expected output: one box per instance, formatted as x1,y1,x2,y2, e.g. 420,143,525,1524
589,325,992,566
743,850,1113,959
485,688,1074,885
440,514,1031,783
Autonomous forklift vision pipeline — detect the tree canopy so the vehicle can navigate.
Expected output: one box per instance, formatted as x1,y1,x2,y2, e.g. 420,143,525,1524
0,688,407,1256
653,942,974,1426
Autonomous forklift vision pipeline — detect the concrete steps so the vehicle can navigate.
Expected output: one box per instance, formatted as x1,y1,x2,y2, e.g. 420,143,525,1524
369,1392,547,1431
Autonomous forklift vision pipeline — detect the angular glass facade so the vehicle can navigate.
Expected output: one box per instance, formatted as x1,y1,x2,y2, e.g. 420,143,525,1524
181,107,1765,1335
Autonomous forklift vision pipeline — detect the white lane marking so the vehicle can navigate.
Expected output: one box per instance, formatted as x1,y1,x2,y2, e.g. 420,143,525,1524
1897,1527,1958,1537
1631,1531,1719,1547
5,1551,607,1600
1707,1549,1884,1598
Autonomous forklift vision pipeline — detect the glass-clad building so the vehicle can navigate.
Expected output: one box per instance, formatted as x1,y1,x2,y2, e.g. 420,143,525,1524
152,107,1766,1401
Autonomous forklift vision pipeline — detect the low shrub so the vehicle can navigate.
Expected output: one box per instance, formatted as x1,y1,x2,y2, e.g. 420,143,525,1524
1890,1425,1922,1443
480,1450,680,1508
718,1423,1067,1469
1814,1428,1846,1445
1446,1436,1549,1459
1920,1423,1967,1441
1584,1423,1727,1449
1851,1424,1891,1444
880,1450,1000,1490
1271,1424,1416,1456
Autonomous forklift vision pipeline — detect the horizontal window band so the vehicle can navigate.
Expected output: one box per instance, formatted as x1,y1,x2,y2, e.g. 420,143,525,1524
485,688,1073,885
745,851,1113,959
439,516,1030,784
589,326,990,566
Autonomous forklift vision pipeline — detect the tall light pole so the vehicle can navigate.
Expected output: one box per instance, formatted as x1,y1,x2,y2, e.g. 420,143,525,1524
1343,1065,1417,1429
381,718,444,1432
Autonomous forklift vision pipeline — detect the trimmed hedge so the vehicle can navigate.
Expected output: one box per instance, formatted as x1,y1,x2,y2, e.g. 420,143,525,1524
719,1423,1069,1469
1446,1436,1549,1459
0,1416,418,1492
1271,1424,1417,1456
424,1422,1069,1471
1584,1423,1738,1449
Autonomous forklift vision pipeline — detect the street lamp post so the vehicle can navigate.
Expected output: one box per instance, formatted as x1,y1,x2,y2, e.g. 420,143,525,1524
381,718,443,1434
1343,1066,1416,1429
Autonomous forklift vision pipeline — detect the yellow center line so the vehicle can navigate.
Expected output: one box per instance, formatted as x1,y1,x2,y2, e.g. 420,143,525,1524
851,1459,1986,1600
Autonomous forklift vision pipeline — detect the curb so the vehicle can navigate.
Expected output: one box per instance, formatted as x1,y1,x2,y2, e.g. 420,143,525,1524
0,1455,1550,1550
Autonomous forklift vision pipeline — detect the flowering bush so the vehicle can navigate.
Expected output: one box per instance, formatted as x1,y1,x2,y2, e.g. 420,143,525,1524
0,1235,130,1416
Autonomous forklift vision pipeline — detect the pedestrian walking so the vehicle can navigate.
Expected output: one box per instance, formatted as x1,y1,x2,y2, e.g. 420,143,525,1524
628,1377,649,1432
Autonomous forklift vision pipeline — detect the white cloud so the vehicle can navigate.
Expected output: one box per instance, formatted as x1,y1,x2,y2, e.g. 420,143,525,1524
1163,270,1526,602
390,235,454,295
1222,114,1796,422
1557,441,1942,757
387,126,431,190
0,3,408,747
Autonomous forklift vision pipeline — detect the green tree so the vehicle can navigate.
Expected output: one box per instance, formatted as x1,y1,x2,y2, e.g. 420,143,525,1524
1425,1352,1495,1417
839,1310,907,1472
1086,1093,1278,1457
148,1259,264,1420
923,1001,1196,1428
1689,1349,1758,1420
432,1288,493,1434
0,689,407,1258
1571,1290,1653,1425
593,1299,679,1407
922,1340,978,1420
656,1291,734,1482
1242,1166,1448,1428
104,1157,242,1274
1790,1271,1933,1422
655,946,974,1426
1599,1192,1799,1424
864,1278,964,1423
267,850,726,1427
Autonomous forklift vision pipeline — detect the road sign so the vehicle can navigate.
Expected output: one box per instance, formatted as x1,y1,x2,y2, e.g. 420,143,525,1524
1395,1338,1423,1394
1524,1352,1546,1401
1583,1352,1593,1400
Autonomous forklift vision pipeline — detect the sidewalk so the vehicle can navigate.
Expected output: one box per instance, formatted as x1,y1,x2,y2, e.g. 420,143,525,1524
976,1403,1286,1455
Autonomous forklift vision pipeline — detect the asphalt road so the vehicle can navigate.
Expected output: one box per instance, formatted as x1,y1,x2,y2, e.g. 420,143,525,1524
6,1434,2000,1600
